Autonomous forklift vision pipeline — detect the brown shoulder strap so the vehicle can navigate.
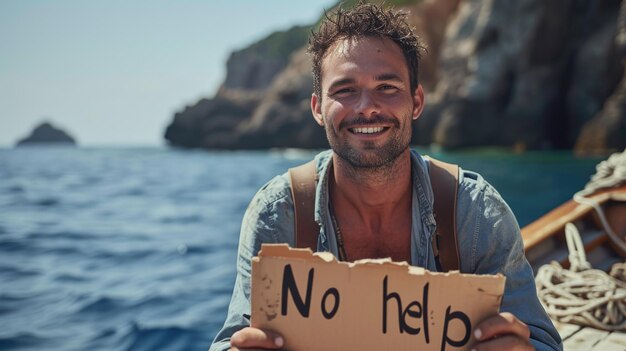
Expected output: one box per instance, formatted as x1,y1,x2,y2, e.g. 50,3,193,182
288,160,319,251
427,157,460,272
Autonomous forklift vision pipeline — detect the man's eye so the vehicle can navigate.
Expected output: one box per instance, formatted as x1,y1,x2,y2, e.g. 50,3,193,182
379,85,399,93
331,88,355,97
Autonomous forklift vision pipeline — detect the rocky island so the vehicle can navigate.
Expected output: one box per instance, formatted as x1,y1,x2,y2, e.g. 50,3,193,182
16,122,77,147
165,0,626,154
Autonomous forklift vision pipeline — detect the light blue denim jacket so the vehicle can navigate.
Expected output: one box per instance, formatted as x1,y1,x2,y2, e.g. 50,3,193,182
210,150,563,350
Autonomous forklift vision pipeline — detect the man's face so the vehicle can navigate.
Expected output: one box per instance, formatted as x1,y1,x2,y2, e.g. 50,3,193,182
311,36,424,169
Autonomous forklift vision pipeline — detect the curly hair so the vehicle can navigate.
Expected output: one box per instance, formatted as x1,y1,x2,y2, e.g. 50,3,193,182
308,2,425,99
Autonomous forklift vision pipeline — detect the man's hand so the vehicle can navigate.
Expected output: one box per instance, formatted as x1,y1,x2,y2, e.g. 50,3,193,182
229,327,284,351
473,312,533,350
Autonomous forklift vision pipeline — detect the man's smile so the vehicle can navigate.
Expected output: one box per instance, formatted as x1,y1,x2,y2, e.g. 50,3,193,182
340,116,399,139
348,126,389,135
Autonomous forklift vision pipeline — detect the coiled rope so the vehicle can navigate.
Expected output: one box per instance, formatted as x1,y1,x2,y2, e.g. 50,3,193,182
536,149,626,331
573,148,626,253
536,223,626,331
577,149,626,197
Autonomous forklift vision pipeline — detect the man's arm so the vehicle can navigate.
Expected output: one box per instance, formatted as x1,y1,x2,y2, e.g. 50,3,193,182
209,175,294,351
456,171,563,350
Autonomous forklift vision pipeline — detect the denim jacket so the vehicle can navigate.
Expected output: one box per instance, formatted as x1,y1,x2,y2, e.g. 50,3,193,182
210,150,563,350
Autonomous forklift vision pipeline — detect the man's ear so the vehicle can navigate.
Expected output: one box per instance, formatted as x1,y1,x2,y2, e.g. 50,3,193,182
412,84,425,120
311,93,324,126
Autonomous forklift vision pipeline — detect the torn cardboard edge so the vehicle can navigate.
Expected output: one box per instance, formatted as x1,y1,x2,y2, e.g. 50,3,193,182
252,244,506,351
256,244,505,280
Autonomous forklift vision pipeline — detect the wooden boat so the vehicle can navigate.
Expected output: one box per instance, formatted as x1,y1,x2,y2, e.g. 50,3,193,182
521,184,626,273
520,176,626,350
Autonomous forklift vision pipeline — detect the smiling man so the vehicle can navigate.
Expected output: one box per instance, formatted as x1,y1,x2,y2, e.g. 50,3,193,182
210,3,562,351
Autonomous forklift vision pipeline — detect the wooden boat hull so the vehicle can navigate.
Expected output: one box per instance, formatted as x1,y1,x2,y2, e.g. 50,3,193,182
521,183,626,348
521,185,626,273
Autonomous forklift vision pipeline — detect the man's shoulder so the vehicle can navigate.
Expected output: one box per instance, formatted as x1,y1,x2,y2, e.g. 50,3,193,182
457,168,513,219
458,168,498,198
458,168,486,192
252,172,292,208
251,150,331,207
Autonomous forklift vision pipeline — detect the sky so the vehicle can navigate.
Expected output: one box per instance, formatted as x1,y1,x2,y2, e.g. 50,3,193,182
0,0,337,146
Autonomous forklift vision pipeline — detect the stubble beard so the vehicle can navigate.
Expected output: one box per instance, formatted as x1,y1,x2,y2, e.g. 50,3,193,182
324,114,412,174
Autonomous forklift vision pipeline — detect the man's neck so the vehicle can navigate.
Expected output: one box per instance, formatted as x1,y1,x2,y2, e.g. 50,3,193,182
330,149,412,223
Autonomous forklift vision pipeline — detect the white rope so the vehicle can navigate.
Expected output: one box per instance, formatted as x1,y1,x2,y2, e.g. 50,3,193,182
565,223,591,272
577,148,626,197
535,149,626,330
536,224,626,331
573,148,626,254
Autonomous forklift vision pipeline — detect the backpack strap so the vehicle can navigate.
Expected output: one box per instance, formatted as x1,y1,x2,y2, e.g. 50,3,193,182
426,156,460,272
288,160,319,251
289,156,461,272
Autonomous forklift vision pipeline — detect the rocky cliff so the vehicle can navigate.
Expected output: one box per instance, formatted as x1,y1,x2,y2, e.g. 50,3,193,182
575,0,626,153
419,0,625,153
165,0,626,153
164,25,314,149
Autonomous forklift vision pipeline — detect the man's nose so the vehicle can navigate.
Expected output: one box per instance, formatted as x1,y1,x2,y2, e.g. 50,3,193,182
354,90,381,117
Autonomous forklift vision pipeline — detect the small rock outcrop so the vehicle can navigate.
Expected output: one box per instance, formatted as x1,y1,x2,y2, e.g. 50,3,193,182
16,122,77,146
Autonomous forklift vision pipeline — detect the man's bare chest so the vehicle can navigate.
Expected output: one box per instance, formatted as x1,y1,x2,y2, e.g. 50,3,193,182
339,225,411,262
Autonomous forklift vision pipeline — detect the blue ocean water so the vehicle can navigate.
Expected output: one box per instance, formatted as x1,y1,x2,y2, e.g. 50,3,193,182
0,146,602,350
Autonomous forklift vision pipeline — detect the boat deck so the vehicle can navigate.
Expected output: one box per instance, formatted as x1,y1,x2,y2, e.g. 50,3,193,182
554,321,626,350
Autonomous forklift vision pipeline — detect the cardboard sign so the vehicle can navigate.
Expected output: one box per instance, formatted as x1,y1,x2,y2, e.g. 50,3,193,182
251,244,505,351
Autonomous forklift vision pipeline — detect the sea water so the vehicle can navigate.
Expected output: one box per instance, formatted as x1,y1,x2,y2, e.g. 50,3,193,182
0,146,602,350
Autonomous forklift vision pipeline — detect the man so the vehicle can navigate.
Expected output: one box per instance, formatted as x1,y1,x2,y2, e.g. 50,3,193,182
211,3,562,350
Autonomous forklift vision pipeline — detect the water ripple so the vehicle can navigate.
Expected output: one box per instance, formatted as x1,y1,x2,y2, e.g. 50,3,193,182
0,332,48,350
0,147,602,351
